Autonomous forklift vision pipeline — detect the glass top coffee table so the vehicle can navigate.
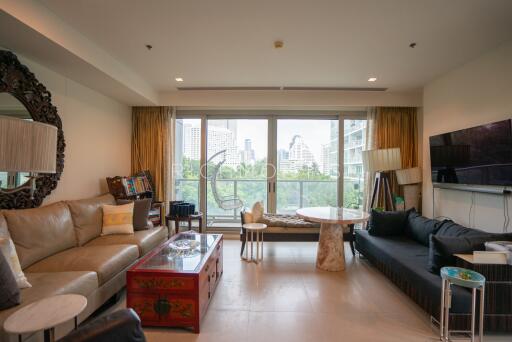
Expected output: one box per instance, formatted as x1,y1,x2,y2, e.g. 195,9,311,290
127,231,223,333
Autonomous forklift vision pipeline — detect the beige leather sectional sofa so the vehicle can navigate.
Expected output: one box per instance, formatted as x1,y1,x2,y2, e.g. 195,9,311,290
0,194,168,342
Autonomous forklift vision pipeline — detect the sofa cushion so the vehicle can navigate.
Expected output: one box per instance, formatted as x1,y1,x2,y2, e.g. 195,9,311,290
435,220,488,238
117,198,152,231
0,214,31,288
405,210,442,246
86,226,168,256
67,194,116,246
0,252,19,310
3,202,77,269
25,245,139,285
355,230,472,314
0,271,98,333
368,209,409,236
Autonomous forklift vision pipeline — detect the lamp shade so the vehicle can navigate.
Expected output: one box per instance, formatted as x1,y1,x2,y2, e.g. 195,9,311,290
396,167,422,185
0,116,57,173
362,147,401,172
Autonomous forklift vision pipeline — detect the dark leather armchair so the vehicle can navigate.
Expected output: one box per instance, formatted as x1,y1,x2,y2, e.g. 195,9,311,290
59,309,146,342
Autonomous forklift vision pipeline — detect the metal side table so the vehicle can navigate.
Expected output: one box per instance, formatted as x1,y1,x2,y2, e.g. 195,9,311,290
241,223,267,264
440,267,486,342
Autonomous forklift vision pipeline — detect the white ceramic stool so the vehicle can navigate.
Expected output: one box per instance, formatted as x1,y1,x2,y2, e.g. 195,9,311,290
242,223,267,264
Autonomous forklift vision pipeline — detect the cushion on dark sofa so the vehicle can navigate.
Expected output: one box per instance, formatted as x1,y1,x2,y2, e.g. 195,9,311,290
435,220,488,238
0,251,20,309
428,233,512,274
368,209,410,237
405,210,442,246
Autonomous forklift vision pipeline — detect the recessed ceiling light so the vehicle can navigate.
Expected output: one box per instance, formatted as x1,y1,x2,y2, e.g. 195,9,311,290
368,77,377,82
175,77,184,82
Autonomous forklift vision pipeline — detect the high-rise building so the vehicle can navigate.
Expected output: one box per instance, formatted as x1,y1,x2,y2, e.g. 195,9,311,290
279,135,316,173
240,138,255,165
183,123,200,160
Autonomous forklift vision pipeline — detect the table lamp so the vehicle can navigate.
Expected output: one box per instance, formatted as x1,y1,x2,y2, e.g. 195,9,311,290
395,167,422,211
362,147,401,211
0,116,57,198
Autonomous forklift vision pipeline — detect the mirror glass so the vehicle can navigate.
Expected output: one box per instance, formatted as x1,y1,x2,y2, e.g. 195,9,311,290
0,93,32,190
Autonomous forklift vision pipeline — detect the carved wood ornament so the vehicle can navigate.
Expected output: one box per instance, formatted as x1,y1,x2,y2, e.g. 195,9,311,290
0,50,65,209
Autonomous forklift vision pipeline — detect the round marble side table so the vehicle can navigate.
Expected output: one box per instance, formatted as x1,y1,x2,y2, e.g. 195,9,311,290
242,223,267,264
296,207,369,272
4,294,87,342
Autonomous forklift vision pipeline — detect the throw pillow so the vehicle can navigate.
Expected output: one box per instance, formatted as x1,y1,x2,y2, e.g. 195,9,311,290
0,251,20,310
405,209,442,246
435,220,488,238
368,209,411,236
117,198,152,230
242,211,254,224
102,203,135,235
251,201,264,222
428,233,512,274
0,238,31,289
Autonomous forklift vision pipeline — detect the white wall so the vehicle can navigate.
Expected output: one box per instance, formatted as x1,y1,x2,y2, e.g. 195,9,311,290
422,40,512,233
17,55,132,204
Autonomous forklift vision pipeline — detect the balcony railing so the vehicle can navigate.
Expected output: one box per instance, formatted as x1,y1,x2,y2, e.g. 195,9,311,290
175,177,363,228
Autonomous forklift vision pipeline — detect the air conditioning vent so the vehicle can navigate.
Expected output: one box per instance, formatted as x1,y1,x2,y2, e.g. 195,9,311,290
177,86,387,91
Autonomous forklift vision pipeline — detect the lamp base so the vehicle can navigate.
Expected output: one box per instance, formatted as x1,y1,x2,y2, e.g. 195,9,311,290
369,171,395,211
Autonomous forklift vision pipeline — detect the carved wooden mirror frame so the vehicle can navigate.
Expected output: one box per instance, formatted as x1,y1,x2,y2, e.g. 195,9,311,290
0,50,65,209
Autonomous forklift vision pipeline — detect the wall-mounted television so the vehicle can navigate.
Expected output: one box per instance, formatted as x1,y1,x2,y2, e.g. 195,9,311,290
429,119,512,186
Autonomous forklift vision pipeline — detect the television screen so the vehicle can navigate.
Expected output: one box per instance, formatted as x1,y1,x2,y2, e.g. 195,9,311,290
429,119,512,186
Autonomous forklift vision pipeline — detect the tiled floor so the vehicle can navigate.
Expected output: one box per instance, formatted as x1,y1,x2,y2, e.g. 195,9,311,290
108,239,511,341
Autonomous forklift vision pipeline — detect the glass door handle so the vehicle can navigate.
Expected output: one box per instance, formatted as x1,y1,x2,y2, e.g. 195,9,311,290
272,182,276,193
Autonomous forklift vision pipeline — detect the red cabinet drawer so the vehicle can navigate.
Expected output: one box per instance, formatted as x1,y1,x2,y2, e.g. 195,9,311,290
128,274,195,292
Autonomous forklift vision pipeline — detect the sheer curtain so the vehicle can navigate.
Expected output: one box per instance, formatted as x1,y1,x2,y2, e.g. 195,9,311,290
363,107,377,212
131,106,174,204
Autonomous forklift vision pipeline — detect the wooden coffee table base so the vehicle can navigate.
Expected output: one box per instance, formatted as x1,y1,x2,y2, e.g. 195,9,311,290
316,223,345,272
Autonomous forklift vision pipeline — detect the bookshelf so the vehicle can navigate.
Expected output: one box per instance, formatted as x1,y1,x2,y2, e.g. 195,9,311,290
106,170,164,226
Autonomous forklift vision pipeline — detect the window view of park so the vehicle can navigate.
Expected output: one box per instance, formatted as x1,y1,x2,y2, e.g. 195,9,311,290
174,117,366,228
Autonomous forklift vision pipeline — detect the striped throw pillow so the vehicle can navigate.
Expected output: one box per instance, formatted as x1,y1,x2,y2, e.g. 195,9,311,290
102,203,134,235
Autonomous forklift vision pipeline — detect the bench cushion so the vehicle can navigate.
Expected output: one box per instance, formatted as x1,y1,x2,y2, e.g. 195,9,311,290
25,245,138,285
258,214,320,228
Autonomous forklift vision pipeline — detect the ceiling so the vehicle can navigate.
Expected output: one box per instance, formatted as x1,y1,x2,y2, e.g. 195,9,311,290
36,0,512,93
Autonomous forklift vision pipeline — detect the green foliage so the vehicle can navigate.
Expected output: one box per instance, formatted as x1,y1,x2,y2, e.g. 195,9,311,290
175,158,364,217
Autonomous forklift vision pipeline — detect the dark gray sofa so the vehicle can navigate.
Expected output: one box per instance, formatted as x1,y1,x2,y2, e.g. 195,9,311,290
355,212,512,332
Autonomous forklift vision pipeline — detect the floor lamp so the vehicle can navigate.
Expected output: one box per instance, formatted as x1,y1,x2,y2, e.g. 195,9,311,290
396,167,422,211
362,148,401,211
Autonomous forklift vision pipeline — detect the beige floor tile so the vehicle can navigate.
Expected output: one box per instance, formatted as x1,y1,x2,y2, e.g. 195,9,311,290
92,239,510,342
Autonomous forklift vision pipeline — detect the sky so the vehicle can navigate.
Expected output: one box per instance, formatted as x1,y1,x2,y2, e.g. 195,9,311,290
180,118,336,162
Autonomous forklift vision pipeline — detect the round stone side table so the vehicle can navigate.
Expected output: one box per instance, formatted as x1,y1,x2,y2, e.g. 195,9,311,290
242,223,267,264
4,294,87,342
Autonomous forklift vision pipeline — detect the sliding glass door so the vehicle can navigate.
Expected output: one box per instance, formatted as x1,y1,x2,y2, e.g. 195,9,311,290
275,119,338,214
174,112,366,231
343,119,367,209
206,119,268,228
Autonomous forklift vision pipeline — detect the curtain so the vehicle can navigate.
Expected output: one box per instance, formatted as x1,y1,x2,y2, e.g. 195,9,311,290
131,106,174,203
362,106,418,210
363,107,377,211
